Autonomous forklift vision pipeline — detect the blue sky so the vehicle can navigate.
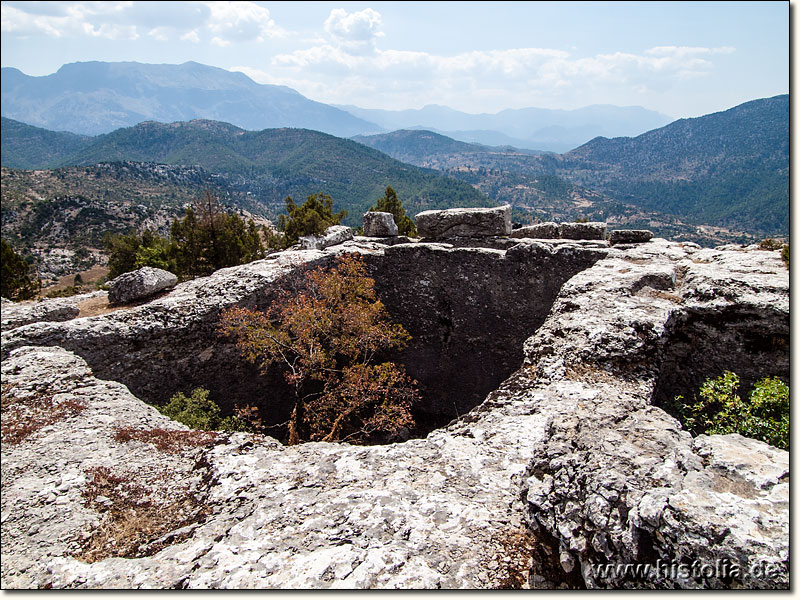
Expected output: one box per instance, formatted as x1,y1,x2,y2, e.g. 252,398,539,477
0,1,789,119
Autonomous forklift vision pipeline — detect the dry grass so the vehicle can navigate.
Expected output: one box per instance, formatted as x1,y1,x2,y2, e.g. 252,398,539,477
1,385,87,445
75,465,211,563
113,426,218,454
490,527,540,589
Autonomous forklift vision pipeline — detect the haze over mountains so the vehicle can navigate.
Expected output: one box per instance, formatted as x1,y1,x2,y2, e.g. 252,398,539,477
340,104,673,153
1,61,672,152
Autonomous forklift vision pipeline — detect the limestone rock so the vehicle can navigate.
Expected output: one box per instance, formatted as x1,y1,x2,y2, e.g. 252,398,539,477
300,225,354,250
415,205,511,239
1,291,106,331
0,239,788,590
510,222,560,239
107,267,177,305
559,221,607,241
362,212,398,237
609,229,654,245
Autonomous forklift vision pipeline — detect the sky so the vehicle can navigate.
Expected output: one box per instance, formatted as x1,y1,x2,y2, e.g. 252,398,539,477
0,1,790,119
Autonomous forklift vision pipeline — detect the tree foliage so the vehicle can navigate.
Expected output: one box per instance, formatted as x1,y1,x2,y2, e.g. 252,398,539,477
105,192,265,280
160,387,251,432
218,254,417,445
370,185,417,237
277,193,347,246
1,238,40,300
675,371,789,450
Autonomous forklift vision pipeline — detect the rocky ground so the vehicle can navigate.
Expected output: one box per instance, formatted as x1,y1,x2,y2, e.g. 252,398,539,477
0,236,789,589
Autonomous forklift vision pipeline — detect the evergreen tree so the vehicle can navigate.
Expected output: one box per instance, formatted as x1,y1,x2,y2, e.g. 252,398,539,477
280,193,347,245
1,238,39,300
371,186,417,237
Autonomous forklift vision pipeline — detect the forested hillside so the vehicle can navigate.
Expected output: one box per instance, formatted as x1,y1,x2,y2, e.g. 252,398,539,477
1,119,490,227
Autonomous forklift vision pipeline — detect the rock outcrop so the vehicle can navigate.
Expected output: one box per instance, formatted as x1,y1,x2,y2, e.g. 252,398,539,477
415,206,512,239
107,267,178,305
1,291,106,330
300,225,354,250
510,223,560,239
362,212,398,237
609,229,654,245
559,221,607,240
1,237,789,589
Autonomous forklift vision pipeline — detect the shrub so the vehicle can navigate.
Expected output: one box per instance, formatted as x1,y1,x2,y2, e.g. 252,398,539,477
759,238,783,250
160,387,251,432
674,371,788,450
219,254,417,445
781,243,789,268
278,193,346,245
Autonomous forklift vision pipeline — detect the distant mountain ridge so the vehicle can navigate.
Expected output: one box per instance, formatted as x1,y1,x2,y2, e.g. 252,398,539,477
0,117,490,227
339,103,674,152
554,94,789,234
353,95,789,239
2,60,672,151
1,61,381,137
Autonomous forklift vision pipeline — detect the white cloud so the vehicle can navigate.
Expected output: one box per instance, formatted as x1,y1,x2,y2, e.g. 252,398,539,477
262,27,736,112
1,1,284,44
205,1,286,44
323,7,383,55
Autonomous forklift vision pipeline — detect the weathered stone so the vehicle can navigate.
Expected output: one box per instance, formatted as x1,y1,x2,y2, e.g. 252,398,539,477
0,239,788,590
107,267,177,305
300,225,354,250
1,296,78,330
510,222,560,239
609,229,654,245
415,205,512,239
559,221,607,241
362,212,398,237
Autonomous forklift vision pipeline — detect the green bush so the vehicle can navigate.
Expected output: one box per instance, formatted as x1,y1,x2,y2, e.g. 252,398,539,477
278,193,346,245
160,387,251,432
674,371,788,450
1,238,40,300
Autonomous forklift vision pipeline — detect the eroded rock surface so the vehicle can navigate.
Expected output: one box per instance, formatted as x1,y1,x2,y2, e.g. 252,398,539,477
362,212,398,237
107,267,177,305
0,239,789,589
415,205,512,239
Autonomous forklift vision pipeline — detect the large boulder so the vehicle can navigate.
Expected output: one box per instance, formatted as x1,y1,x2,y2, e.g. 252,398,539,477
416,206,512,239
560,221,607,241
107,267,177,305
362,212,399,237
609,229,654,245
300,225,354,250
510,223,560,239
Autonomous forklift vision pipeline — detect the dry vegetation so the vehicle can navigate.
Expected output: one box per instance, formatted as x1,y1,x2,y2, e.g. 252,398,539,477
1,384,87,445
113,426,218,454
75,465,212,563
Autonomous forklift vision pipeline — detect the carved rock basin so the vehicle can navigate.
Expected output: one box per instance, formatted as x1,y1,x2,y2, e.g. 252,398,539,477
0,239,788,589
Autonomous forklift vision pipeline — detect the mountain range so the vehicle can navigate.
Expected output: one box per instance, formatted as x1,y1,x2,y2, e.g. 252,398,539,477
1,61,672,152
0,117,490,228
341,103,673,152
355,95,789,238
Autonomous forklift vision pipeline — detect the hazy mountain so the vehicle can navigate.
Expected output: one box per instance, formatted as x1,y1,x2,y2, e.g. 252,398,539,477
351,95,789,241
0,118,490,227
1,61,382,137
337,103,674,152
555,94,789,234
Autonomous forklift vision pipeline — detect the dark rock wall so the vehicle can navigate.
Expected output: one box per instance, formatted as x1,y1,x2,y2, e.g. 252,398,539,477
366,242,605,424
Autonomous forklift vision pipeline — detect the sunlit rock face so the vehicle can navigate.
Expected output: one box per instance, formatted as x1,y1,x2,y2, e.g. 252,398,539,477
1,237,788,589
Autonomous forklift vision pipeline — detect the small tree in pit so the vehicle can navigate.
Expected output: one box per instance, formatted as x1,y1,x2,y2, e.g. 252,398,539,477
218,254,417,445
